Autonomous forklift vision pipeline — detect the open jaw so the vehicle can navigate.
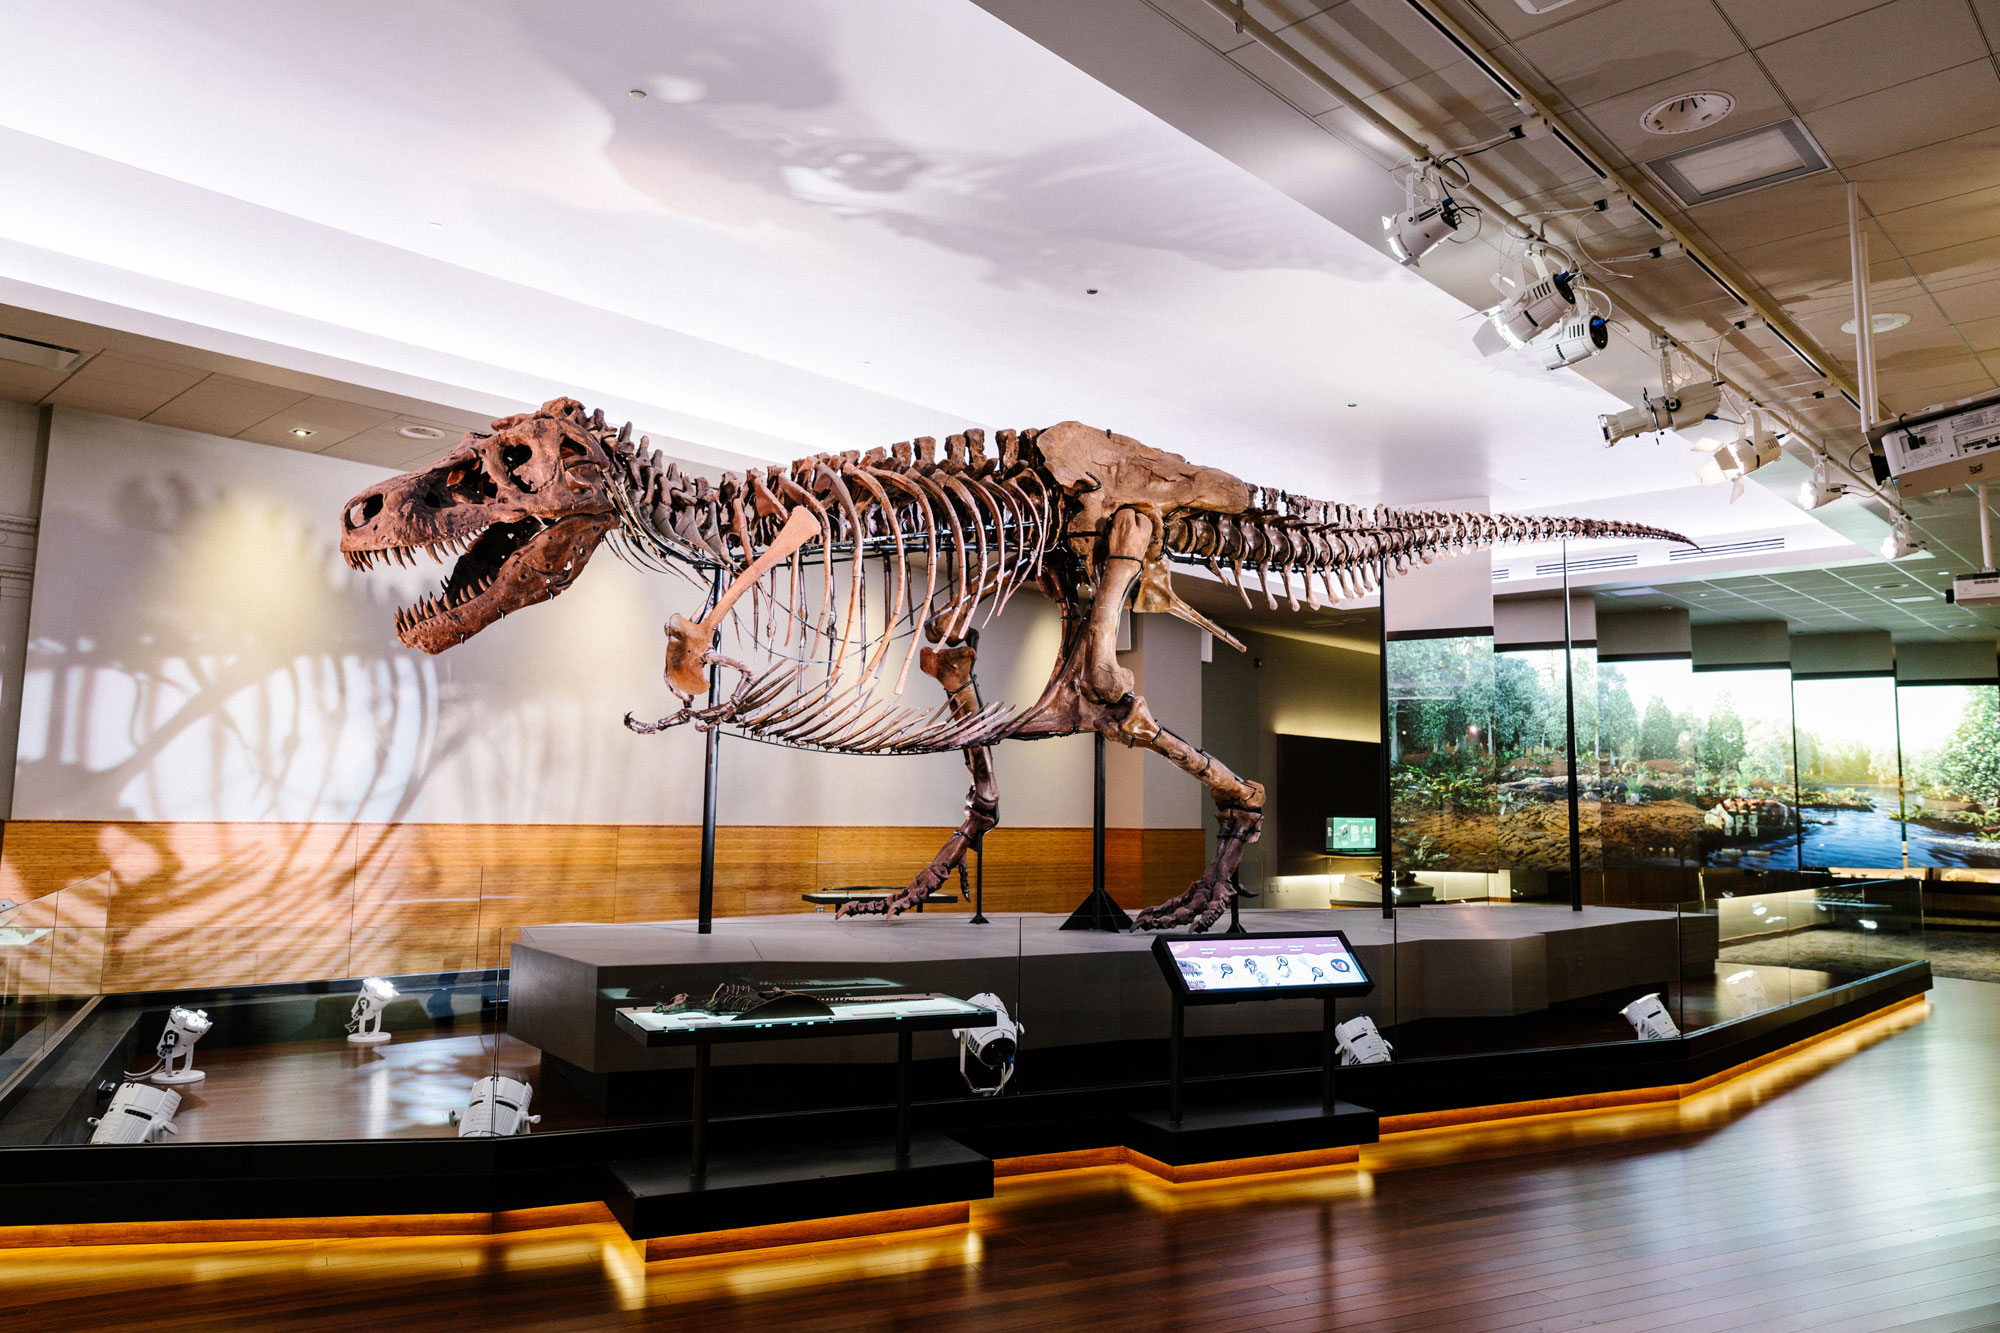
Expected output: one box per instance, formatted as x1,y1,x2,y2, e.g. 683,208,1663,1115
342,514,612,652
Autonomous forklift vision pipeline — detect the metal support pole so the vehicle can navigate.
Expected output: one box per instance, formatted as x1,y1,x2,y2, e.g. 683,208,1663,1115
1981,482,1994,571
1563,542,1582,911
970,831,988,925
1322,996,1337,1114
896,1028,913,1158
1378,555,1394,919
690,1041,710,1178
1093,730,1106,899
1168,998,1185,1125
1848,183,1878,432
697,566,724,935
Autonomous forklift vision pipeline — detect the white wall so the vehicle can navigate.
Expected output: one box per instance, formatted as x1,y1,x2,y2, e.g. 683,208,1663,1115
10,409,1207,828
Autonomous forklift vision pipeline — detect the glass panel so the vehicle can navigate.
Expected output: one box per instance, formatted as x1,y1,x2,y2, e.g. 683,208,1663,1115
1898,681,2000,869
1495,645,1599,883
1387,633,1497,875
1793,675,1904,872
1599,657,1703,869
1692,666,1798,873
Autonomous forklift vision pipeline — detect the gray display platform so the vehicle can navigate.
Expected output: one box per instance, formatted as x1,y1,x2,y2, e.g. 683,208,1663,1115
508,905,1695,1075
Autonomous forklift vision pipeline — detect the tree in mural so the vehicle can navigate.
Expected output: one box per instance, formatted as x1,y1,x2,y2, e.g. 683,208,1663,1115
1936,687,2000,806
1702,691,1746,779
1638,696,1681,761
1599,664,1636,765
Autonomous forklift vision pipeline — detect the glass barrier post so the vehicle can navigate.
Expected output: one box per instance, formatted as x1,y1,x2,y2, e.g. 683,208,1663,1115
698,564,725,936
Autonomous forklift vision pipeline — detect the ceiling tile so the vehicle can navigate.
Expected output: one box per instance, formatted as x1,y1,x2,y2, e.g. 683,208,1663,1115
1802,59,2000,170
1284,0,1471,97
1574,52,1787,165
319,415,468,470
1512,0,1744,109
1228,41,1345,117
1447,0,1620,43
1364,59,1522,138
1757,0,1987,114
1873,181,2000,257
1732,223,1851,302
1851,126,2000,214
1135,0,1259,54
1956,313,2000,352
1712,0,1890,48
1676,167,1851,250
42,352,205,416
144,374,310,437
1935,271,2000,322
237,395,395,449
0,359,70,403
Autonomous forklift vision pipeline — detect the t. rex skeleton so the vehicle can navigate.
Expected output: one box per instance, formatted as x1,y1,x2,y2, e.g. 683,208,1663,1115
339,398,1685,931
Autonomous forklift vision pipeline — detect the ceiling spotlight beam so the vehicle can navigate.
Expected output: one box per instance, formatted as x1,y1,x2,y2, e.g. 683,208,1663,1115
1393,0,1857,409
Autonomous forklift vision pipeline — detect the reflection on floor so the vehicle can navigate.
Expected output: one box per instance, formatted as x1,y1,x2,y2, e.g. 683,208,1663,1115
1909,927,2000,984
0,981,1966,1332
171,1027,641,1142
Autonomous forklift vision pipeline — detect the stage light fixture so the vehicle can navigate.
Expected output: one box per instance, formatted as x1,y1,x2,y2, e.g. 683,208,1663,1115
1491,269,1577,347
1532,312,1609,369
952,992,1023,1096
1881,516,1924,560
133,1006,211,1086
1600,379,1723,445
1620,993,1680,1040
1333,1016,1393,1066
345,976,398,1045
1692,413,1781,501
1383,162,1463,267
451,1076,540,1137
1797,458,1845,509
87,1082,183,1144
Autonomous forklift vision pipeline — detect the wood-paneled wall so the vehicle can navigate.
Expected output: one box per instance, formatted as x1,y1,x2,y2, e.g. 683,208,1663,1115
0,821,1205,994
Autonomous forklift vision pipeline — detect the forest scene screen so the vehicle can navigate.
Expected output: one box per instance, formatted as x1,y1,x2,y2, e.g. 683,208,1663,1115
1496,647,1599,870
1792,675,1903,870
1898,682,2000,869
1597,657,1701,868
1386,634,1496,874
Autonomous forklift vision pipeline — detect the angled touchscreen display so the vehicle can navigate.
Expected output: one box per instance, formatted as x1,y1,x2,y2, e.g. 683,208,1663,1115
1165,935,1364,992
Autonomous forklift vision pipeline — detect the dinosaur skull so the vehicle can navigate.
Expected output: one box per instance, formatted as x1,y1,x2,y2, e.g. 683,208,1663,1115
339,398,619,653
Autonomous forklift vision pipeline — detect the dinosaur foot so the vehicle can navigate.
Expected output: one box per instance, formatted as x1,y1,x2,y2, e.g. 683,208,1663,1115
1134,877,1236,933
835,879,938,920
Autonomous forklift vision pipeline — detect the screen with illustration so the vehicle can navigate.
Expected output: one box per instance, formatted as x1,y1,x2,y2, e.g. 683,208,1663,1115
1692,665,1798,872
1387,633,1497,873
1792,675,1903,870
1597,656,1703,868
1156,933,1373,1000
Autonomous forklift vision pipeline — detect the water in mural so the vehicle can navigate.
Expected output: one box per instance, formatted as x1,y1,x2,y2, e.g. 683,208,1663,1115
1386,635,1496,874
1596,658,1702,868
1690,667,1799,872
1898,683,2000,869
1792,675,1904,870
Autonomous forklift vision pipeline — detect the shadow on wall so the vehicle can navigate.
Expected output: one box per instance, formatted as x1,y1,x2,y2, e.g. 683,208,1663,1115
518,6,1379,291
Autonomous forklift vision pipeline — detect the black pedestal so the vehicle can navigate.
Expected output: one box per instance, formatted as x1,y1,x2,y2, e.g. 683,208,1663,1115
1125,1098,1379,1167
606,1133,992,1239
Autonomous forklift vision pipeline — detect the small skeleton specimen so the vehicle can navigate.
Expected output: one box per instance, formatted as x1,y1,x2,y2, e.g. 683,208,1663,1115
341,399,1685,932
656,983,790,1015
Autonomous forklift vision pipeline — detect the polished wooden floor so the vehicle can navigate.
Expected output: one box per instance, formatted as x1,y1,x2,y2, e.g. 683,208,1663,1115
4,980,1992,1331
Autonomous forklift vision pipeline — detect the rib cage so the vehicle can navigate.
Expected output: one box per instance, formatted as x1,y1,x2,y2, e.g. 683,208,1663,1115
571,407,1687,754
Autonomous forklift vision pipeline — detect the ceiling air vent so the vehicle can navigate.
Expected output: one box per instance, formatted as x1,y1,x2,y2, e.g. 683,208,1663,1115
1643,119,1830,207
1534,552,1639,577
1669,536,1785,561
1641,91,1734,135
0,333,88,372
1492,567,1511,582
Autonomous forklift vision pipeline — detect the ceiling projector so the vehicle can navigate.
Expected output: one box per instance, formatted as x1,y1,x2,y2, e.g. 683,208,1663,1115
1946,571,2000,607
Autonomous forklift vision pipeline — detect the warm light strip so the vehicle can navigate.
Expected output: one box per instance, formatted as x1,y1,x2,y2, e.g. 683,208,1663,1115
641,1203,969,1262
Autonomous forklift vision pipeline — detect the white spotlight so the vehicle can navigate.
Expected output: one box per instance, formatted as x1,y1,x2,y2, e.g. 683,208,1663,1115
1334,1016,1393,1066
1600,380,1723,444
1797,458,1846,510
1533,313,1609,369
452,1076,540,1137
88,1082,183,1144
1882,516,1924,560
141,1006,211,1086
1383,162,1463,267
1620,993,1680,1040
952,992,1023,1096
1492,270,1578,347
1693,414,1782,501
346,977,398,1045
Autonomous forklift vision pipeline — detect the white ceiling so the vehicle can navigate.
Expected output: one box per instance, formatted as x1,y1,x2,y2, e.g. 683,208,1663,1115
0,0,1826,546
